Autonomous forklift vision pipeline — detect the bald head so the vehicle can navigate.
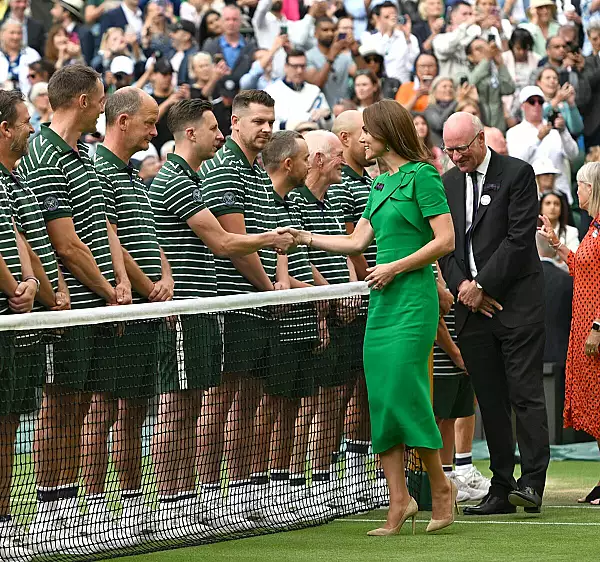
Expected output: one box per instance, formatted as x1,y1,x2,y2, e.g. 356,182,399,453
331,109,373,170
105,87,157,126
484,126,507,156
332,110,363,138
304,130,344,186
442,112,487,173
444,112,483,140
304,130,342,159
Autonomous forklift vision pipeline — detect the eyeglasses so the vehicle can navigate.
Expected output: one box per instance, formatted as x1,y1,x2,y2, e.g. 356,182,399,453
441,133,480,156
526,97,544,106
286,63,306,70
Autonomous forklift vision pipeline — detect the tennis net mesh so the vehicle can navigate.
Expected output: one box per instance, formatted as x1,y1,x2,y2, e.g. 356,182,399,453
0,282,422,560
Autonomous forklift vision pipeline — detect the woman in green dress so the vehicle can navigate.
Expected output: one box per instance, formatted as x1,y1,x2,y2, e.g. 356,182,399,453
285,100,457,535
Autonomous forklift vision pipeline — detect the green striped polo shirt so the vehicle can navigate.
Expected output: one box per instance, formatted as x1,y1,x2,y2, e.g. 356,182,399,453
199,137,278,296
94,145,162,304
289,185,349,285
330,165,377,268
0,180,21,315
19,125,114,309
5,165,60,312
149,153,216,299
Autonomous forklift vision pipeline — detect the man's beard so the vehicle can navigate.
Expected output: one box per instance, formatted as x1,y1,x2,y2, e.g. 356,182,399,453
319,38,333,48
11,136,28,157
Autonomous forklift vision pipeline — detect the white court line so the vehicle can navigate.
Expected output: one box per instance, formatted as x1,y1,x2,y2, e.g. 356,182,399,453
337,519,600,527
461,504,598,509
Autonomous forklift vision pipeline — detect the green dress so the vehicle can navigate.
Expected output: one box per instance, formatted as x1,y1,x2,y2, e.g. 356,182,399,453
362,161,450,454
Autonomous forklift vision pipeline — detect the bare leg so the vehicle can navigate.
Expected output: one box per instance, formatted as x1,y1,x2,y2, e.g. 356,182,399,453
455,414,475,454
0,415,19,516
179,390,202,493
270,400,299,471
379,444,410,529
290,396,315,476
252,394,280,475
416,447,453,521
113,398,147,493
438,418,457,467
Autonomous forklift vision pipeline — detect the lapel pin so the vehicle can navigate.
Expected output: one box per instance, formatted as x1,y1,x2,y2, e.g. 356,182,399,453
480,194,491,206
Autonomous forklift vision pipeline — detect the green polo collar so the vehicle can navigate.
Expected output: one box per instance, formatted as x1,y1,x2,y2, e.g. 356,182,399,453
342,165,370,183
298,184,329,206
0,162,12,177
225,137,252,169
95,144,129,171
40,124,79,154
167,152,198,178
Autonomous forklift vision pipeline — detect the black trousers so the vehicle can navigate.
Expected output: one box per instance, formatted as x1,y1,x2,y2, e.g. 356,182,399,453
458,314,550,498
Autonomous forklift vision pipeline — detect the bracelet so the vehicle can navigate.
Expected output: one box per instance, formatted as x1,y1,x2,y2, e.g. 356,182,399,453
550,239,563,250
23,275,40,293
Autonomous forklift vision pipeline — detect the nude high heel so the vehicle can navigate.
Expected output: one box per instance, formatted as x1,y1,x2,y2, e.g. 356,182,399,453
426,481,458,533
367,497,418,536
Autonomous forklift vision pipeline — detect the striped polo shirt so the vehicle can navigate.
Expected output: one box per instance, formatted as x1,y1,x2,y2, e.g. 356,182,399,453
94,145,162,304
0,179,21,315
289,185,349,285
19,125,114,309
5,165,60,311
149,153,216,299
199,137,278,295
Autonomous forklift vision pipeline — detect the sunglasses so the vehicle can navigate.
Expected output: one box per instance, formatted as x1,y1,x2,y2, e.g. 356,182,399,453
364,55,381,63
526,97,544,106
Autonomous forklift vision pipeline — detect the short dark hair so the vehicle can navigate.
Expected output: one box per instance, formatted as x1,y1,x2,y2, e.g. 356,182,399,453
0,90,25,127
286,49,306,63
167,99,213,135
452,0,471,10
232,89,275,114
378,1,398,11
315,16,335,29
509,27,534,52
105,88,143,126
262,130,303,170
546,35,564,49
48,64,101,111
465,36,484,56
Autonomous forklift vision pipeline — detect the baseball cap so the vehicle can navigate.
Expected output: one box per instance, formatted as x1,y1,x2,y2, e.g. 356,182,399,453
532,158,560,176
110,56,135,76
171,20,196,36
519,85,545,104
221,79,239,99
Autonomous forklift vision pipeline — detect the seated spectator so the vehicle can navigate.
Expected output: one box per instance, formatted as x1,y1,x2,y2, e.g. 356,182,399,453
587,146,600,163
100,0,143,39
138,154,162,187
104,54,135,92
533,157,561,193
519,0,560,57
506,85,579,203
433,0,479,79
170,19,199,85
45,24,84,70
484,125,509,154
352,70,381,112
358,38,400,98
456,96,482,116
189,51,228,100
28,80,51,134
3,0,46,56
412,0,445,51
360,1,419,83
395,51,438,111
198,9,222,48
536,66,584,136
266,48,333,130
180,0,224,30
91,27,141,77
50,0,95,64
211,79,238,137
141,0,173,60
466,37,515,132
0,19,40,93
27,59,54,86
413,112,453,174
473,0,513,50
502,28,541,125
332,98,357,117
424,76,462,144
581,23,600,150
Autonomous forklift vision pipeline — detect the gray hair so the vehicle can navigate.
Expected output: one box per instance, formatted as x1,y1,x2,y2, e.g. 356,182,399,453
105,87,143,126
262,130,303,170
577,162,600,217
304,130,338,163
588,21,600,35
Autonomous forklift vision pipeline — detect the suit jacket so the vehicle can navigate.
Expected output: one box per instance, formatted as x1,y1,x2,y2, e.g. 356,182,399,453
26,17,45,56
201,36,257,91
438,149,544,334
541,260,572,365
100,6,128,36
581,54,600,139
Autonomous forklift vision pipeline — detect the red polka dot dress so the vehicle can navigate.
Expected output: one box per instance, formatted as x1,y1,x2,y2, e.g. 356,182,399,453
565,214,600,440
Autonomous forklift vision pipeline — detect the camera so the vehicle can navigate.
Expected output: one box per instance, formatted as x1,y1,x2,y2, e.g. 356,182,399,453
397,15,406,25
547,108,561,127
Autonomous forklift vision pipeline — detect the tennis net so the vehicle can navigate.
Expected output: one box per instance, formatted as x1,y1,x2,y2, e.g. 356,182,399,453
0,282,422,560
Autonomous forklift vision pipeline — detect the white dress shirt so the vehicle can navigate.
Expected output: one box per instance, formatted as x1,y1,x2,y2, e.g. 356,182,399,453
121,3,143,37
466,147,492,279
360,29,419,83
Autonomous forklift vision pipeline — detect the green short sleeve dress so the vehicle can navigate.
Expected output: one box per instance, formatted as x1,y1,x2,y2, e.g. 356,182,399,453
362,161,450,454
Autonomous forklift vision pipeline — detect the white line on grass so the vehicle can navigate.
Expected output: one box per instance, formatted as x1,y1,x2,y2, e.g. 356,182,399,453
338,519,600,527
461,504,598,509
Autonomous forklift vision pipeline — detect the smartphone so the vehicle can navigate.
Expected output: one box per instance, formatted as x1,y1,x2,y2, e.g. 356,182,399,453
213,53,224,64
460,76,469,86
280,24,288,35
558,70,569,87
487,33,495,43
397,15,406,25
337,32,347,40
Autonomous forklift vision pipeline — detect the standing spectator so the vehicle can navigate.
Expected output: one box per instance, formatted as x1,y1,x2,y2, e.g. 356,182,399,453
506,85,579,203
473,0,512,50
189,51,228,100
27,60,54,85
580,23,600,149
520,0,561,57
538,162,600,504
198,9,222,48
50,0,95,63
536,66,584,135
91,27,141,77
412,0,446,51
395,52,439,112
0,19,40,94
433,0,480,78
44,24,84,70
100,0,143,38
484,125,509,155
170,19,198,85
413,112,453,174
352,70,381,111
28,80,52,133
140,0,173,59
2,0,46,56
180,0,225,29
466,37,515,132
360,2,419,83
358,38,401,98
252,0,287,53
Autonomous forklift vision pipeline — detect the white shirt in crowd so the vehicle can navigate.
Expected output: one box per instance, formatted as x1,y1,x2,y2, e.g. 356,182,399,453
466,147,491,279
360,28,419,83
432,23,481,79
121,2,143,37
0,47,40,96
506,120,579,204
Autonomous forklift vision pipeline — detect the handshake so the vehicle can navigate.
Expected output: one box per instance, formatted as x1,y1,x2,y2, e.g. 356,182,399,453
271,227,312,253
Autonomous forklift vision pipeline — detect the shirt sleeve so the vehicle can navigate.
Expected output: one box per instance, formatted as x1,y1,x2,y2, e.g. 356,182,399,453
199,164,245,217
415,163,450,219
25,164,73,222
163,175,206,221
98,173,117,225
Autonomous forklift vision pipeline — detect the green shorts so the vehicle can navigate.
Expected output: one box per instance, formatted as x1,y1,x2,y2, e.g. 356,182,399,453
266,341,316,399
157,314,222,393
309,323,354,388
0,332,16,416
222,313,278,378
433,373,476,420
13,338,45,414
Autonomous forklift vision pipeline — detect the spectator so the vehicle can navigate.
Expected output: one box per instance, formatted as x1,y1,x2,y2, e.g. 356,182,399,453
520,0,560,57
28,80,51,133
0,19,40,93
412,0,445,51
533,157,561,193
352,69,381,111
412,112,453,174
252,0,287,54
395,51,439,111
105,54,135,92
359,2,419,83
266,48,332,130
27,59,54,86
580,23,600,149
466,37,516,132
456,97,482,116
49,0,94,63
358,38,401,98
332,97,358,116
2,0,46,56
240,34,290,89
210,78,237,137
198,9,222,48
138,154,162,186
180,0,225,29
506,85,579,203
587,146,600,162
539,190,580,263
91,27,141,77
100,0,143,39
140,0,173,59
433,0,480,78
285,0,329,52
502,28,541,125
344,0,371,37
45,24,84,70
202,5,257,91
484,125,509,154
536,66,584,136
84,0,121,27
170,19,199,84
305,17,357,108
189,51,229,99
473,0,512,50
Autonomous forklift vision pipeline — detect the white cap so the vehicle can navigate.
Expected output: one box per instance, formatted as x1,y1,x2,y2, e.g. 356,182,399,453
532,158,560,176
358,34,385,57
519,85,545,104
110,56,135,76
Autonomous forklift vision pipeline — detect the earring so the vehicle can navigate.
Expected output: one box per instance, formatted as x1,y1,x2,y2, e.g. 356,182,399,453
385,144,390,152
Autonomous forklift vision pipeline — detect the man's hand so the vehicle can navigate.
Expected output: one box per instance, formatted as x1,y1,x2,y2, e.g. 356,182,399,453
438,287,454,317
477,294,503,318
537,122,552,141
115,281,132,305
314,317,330,353
308,0,328,18
51,290,71,311
431,17,444,33
398,13,412,40
311,107,331,122
554,114,566,132
457,280,484,311
336,296,360,325
450,348,466,371
273,280,290,291
9,280,37,313
271,230,296,253
585,328,600,357
149,276,174,302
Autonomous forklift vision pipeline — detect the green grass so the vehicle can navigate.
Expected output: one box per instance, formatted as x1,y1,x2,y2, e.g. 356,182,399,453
100,460,600,562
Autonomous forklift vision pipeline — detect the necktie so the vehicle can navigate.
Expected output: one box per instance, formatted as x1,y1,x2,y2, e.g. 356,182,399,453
465,172,479,279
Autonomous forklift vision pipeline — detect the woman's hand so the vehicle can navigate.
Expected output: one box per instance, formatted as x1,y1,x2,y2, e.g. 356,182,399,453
537,214,560,245
365,262,400,290
584,329,600,357
277,227,312,246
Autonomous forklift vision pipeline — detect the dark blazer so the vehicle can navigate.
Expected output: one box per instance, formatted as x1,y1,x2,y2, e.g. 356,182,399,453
201,35,257,90
581,54,600,140
100,6,128,36
438,149,544,334
541,260,573,365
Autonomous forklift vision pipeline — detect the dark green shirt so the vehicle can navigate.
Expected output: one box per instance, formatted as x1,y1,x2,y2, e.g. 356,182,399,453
94,145,162,304
0,176,21,315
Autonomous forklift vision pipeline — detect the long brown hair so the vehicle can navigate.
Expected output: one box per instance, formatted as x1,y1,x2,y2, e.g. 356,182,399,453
363,100,432,164
45,25,67,64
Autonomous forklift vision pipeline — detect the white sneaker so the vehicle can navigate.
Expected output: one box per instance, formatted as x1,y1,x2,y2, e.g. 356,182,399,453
80,498,116,538
373,477,390,508
345,477,378,511
459,466,491,493
0,521,33,562
448,473,487,502
119,495,155,537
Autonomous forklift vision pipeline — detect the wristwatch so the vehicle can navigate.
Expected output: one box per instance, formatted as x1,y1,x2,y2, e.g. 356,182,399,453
475,281,483,290
23,275,40,294
592,320,600,332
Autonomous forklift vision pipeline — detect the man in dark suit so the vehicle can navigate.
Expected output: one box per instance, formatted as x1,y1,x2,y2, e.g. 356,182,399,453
581,24,600,150
99,0,142,37
3,0,46,55
439,112,550,515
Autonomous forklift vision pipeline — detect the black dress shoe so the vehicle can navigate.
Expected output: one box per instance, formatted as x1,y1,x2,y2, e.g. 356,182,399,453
463,494,517,516
509,487,542,509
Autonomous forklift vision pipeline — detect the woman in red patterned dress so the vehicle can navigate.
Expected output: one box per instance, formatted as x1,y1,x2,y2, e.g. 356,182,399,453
538,162,600,504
